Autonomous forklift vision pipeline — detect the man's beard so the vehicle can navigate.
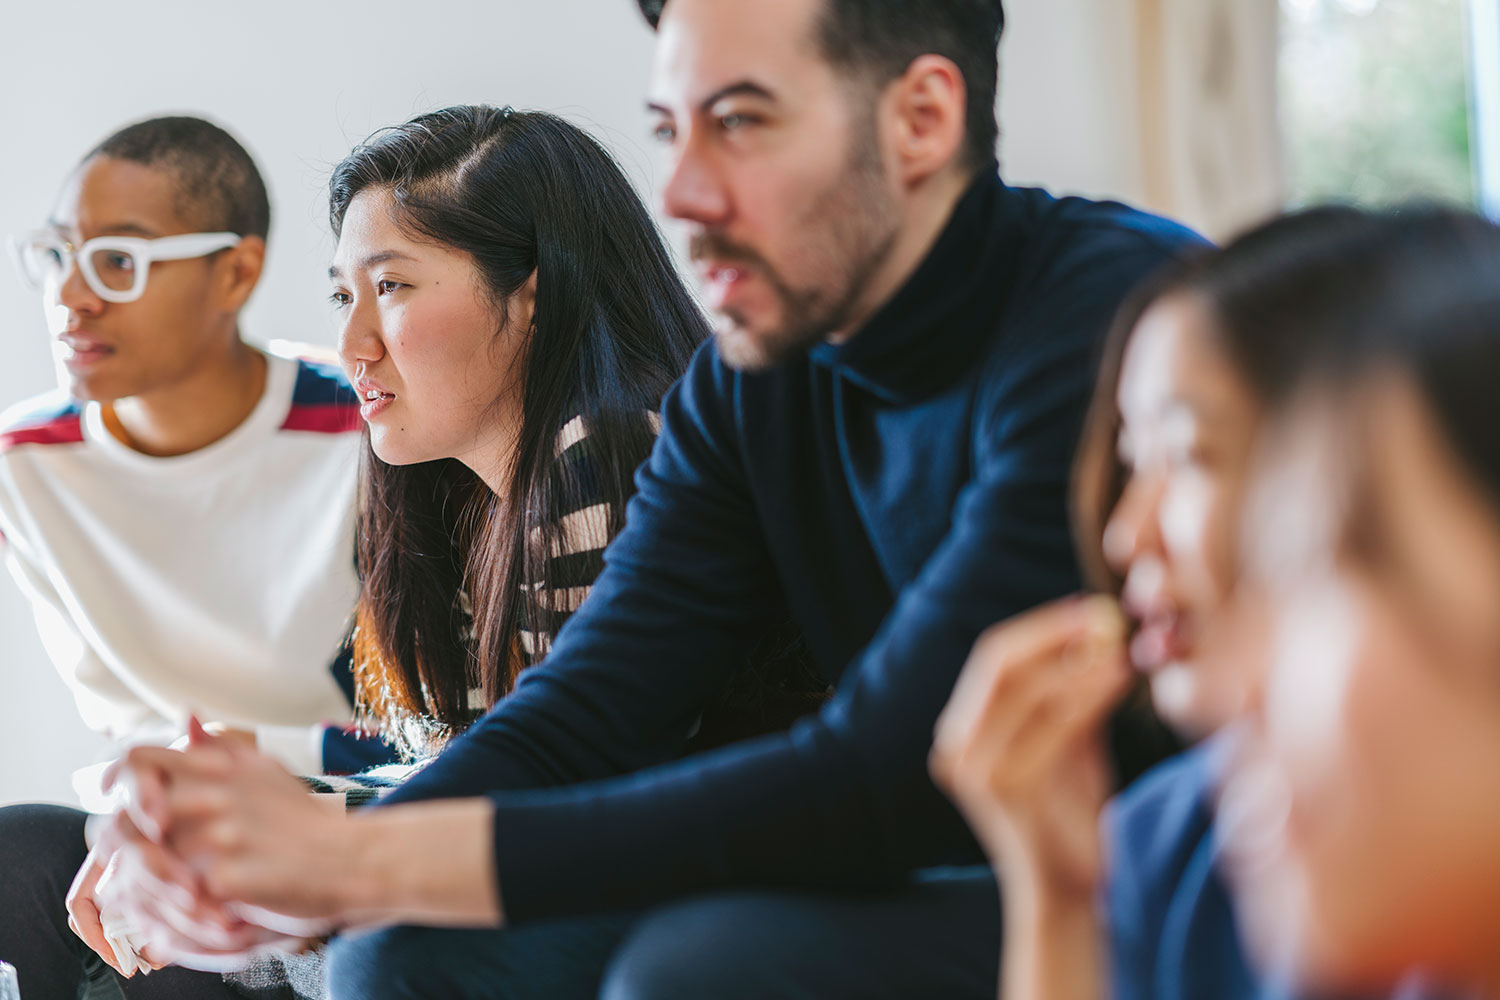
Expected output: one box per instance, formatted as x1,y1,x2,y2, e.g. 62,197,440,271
691,123,900,372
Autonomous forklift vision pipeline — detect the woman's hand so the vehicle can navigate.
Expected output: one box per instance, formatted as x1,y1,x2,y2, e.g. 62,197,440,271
104,720,351,936
65,842,140,976
931,596,1132,1000
89,806,306,972
104,720,503,935
931,595,1131,900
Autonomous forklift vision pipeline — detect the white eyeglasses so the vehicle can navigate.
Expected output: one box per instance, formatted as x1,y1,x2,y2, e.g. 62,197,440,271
8,230,242,304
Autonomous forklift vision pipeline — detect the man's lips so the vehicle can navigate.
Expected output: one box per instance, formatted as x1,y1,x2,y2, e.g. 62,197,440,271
57,332,115,367
695,261,753,311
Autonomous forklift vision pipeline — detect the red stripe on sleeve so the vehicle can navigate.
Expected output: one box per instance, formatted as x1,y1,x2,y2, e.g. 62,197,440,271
0,415,85,452
280,404,362,434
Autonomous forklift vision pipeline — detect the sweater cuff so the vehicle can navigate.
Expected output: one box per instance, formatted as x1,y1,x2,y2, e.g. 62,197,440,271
256,723,325,776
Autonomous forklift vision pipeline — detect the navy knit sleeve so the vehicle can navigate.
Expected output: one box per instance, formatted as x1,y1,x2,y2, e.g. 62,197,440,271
386,241,1181,922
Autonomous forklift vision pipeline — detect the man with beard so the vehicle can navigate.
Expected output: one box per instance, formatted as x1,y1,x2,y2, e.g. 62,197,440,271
99,1,1203,997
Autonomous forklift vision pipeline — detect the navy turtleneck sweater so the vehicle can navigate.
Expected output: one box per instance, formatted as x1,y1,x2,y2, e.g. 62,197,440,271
383,172,1205,922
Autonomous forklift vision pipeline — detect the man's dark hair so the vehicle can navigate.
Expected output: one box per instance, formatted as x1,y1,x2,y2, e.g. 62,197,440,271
638,0,1005,172
85,116,271,240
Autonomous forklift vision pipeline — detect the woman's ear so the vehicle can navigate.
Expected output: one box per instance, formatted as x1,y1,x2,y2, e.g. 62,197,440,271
515,269,539,332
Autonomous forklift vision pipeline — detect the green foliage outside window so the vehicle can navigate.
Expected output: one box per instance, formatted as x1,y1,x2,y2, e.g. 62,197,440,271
1282,0,1477,208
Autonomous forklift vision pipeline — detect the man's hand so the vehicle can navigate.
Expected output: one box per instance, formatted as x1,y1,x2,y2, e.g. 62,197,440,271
198,722,258,751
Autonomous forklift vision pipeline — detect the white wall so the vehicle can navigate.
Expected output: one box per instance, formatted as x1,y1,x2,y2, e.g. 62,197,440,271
0,0,1151,805
1000,0,1150,206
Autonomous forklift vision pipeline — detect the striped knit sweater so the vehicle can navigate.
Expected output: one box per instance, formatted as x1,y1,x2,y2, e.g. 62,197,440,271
308,414,641,803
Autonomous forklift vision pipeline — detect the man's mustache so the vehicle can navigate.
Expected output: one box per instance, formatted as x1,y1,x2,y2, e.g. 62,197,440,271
688,232,770,274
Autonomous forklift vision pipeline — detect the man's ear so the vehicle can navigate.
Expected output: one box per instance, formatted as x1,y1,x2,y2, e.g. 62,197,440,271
219,235,267,312
883,54,969,187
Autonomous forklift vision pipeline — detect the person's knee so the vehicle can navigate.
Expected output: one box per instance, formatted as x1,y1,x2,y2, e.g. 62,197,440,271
0,803,87,868
324,926,428,1000
328,919,630,1000
600,902,770,1000
0,803,88,903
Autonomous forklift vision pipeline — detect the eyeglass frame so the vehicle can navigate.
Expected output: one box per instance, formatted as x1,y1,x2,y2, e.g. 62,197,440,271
7,230,243,304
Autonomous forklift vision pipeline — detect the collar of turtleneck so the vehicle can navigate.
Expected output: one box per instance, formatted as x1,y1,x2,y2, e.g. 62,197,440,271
807,170,1024,405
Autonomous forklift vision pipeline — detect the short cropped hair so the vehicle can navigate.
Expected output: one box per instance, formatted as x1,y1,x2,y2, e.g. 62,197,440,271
86,116,271,239
638,0,1004,172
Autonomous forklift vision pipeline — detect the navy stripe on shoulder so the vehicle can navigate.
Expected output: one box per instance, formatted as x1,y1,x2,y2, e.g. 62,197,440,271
291,358,360,408
0,390,82,434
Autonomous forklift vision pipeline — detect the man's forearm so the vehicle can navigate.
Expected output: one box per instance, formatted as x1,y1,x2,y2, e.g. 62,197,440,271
341,798,502,929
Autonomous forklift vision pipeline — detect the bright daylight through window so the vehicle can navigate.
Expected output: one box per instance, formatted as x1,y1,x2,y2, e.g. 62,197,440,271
1280,0,1497,210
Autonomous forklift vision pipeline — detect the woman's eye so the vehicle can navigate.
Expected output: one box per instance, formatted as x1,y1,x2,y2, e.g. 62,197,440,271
719,113,750,131
329,291,351,308
651,121,677,144
377,279,402,295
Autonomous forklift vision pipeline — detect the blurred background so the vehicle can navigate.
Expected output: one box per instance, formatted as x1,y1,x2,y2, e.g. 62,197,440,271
1,0,1496,804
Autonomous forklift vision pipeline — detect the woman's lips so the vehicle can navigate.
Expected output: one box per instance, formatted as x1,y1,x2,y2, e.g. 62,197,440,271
1130,612,1192,671
359,391,395,421
355,377,396,421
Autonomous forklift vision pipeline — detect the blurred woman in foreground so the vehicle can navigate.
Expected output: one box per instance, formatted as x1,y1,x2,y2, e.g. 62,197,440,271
932,207,1500,1000
1221,210,1500,999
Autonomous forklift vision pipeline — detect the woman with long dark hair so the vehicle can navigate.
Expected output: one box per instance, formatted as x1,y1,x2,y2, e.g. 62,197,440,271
331,105,704,758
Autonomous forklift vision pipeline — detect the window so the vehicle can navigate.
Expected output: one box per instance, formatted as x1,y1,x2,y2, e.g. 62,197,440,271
1280,0,1481,209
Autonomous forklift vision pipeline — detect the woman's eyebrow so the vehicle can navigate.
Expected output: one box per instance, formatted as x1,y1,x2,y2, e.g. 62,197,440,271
329,250,418,280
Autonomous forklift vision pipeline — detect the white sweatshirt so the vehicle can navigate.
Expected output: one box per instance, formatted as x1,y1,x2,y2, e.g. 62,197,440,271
0,349,364,803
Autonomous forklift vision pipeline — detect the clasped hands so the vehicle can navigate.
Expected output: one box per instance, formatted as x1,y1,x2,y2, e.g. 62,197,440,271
68,719,352,974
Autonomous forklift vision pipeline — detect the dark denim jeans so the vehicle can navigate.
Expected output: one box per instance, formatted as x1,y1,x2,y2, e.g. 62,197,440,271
0,802,288,1000
325,866,1001,1000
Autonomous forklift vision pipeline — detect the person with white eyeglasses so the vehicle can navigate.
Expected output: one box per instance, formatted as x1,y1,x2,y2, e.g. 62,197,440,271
11,229,245,305
0,115,388,1000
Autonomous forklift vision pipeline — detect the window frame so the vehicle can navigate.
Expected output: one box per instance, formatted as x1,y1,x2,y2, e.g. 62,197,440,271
1472,0,1500,217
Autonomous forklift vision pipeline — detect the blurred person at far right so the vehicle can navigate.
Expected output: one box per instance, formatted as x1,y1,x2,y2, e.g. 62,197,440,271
1219,208,1500,1000
931,206,1500,1000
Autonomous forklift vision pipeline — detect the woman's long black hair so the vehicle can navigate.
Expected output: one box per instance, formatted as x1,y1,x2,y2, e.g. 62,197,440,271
331,106,706,746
